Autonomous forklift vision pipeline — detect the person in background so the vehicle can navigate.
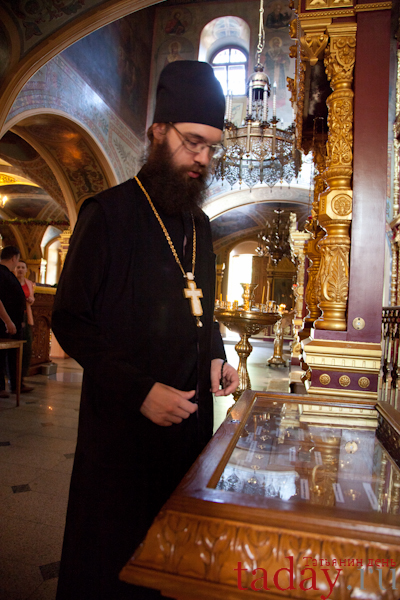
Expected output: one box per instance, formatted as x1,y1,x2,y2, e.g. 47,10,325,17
15,259,35,393
0,246,26,398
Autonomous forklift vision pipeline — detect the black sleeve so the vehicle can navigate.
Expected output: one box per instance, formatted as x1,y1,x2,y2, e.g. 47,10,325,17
211,321,226,361
52,200,155,412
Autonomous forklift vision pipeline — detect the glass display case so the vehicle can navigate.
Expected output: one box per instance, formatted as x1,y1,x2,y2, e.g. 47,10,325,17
120,391,400,600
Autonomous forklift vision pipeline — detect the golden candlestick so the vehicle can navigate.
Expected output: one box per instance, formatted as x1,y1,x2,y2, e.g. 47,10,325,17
215,283,280,403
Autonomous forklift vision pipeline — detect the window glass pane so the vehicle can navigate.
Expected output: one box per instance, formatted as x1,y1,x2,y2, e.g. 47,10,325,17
213,49,229,64
213,65,228,95
229,49,247,64
228,64,246,95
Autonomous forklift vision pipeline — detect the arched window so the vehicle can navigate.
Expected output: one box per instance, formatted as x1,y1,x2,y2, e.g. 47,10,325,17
199,16,250,96
211,47,247,96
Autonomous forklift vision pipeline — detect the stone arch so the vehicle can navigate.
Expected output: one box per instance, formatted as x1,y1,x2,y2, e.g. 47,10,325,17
4,111,116,228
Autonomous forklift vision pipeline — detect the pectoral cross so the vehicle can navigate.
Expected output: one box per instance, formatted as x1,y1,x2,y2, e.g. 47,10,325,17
184,273,203,320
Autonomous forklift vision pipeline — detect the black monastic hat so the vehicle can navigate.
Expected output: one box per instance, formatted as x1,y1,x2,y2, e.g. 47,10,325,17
153,61,225,130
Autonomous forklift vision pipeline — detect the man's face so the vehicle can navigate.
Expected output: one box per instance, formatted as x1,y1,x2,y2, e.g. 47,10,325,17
160,122,223,178
144,122,223,215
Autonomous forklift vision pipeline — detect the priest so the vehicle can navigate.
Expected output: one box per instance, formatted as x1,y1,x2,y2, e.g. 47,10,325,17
53,60,239,600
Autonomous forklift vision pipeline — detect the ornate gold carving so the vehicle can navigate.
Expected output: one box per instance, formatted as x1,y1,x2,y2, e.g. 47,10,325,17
324,35,356,87
0,174,16,184
358,376,370,388
391,239,398,306
288,19,306,150
299,31,329,66
355,2,392,11
331,193,352,216
339,374,351,387
314,25,356,331
59,229,72,270
319,373,331,384
306,0,353,8
123,510,400,598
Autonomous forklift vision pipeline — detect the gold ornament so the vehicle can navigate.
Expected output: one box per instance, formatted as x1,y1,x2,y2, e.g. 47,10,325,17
339,375,351,387
358,377,370,389
319,374,331,385
332,194,352,216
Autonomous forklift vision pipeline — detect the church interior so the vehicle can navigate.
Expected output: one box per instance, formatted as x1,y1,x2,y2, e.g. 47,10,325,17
0,0,399,598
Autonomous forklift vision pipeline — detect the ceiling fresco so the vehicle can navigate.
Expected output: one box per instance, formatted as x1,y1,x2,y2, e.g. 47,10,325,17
17,115,108,203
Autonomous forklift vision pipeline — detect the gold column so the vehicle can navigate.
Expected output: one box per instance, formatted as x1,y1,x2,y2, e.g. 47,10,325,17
391,238,398,306
314,24,356,331
59,229,72,270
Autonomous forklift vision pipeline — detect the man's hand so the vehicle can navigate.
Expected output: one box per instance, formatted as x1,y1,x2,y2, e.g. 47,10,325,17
140,382,198,426
5,320,16,335
210,358,239,397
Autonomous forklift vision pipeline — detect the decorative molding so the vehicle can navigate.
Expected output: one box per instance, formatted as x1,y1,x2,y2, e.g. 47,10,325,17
355,2,392,11
300,1,391,16
302,340,381,399
319,373,331,384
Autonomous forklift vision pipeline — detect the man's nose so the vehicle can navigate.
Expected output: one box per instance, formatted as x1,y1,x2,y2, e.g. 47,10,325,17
194,145,210,167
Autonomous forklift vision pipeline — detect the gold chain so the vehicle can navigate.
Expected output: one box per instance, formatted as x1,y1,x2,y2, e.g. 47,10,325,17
134,176,196,278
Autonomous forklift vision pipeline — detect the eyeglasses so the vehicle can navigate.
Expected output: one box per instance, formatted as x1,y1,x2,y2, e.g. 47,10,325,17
169,123,226,159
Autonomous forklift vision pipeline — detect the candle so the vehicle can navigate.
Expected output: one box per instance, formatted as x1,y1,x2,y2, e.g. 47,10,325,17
262,85,268,122
219,293,222,302
261,286,265,304
227,92,233,122
272,82,276,118
248,81,253,118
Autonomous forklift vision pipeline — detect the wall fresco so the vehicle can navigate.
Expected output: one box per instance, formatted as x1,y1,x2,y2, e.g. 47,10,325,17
62,8,155,135
7,55,144,184
151,0,295,128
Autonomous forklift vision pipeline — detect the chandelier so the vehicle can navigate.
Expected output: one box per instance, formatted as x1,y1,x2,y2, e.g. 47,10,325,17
212,0,301,190
255,209,293,265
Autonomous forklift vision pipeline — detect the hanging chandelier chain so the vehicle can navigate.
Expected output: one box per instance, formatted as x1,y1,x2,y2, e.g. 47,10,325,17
256,0,265,65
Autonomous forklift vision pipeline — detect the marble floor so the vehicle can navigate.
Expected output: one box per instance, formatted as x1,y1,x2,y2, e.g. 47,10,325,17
0,339,291,600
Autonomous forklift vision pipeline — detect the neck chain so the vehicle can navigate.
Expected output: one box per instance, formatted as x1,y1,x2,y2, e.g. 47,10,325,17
135,176,203,328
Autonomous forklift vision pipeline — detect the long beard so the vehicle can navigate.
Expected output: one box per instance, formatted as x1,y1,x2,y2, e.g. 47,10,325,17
141,139,208,216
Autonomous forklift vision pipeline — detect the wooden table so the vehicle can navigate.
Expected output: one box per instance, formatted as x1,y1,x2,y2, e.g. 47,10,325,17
0,339,25,407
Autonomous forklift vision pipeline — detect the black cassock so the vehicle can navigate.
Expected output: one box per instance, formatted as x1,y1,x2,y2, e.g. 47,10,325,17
52,171,225,599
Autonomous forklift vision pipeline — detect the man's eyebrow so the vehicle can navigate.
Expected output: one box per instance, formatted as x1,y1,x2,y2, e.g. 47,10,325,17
186,133,206,142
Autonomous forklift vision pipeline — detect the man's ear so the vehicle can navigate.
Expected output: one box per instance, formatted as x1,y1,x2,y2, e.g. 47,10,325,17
152,123,168,142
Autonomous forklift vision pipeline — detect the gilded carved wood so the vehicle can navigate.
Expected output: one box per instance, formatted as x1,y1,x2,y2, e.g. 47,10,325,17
314,25,356,331
128,510,400,599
